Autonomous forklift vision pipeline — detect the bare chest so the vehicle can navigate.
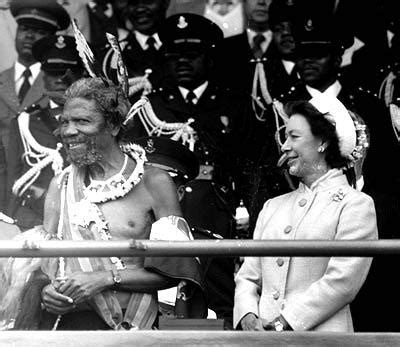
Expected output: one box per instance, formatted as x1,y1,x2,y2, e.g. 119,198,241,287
97,194,154,241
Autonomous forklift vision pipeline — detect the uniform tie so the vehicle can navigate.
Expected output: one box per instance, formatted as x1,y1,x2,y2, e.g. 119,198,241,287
186,90,197,106
146,36,157,53
18,68,31,103
252,34,266,59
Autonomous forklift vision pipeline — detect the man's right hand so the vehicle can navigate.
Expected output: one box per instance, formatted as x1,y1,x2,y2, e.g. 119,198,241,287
240,312,265,331
41,283,75,315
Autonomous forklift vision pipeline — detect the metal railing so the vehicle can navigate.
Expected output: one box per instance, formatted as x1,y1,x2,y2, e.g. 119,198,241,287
0,239,400,258
1,239,400,346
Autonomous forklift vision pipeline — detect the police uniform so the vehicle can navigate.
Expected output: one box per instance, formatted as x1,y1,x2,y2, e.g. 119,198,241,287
6,35,83,230
126,14,257,239
135,136,235,329
0,0,70,153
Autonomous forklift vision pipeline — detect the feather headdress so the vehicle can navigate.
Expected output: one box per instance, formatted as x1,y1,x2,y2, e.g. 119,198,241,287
106,32,129,98
71,19,108,85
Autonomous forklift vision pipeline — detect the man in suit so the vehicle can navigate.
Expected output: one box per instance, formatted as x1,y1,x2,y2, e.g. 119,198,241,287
6,35,84,231
0,0,70,154
216,0,274,96
135,136,235,329
101,0,170,99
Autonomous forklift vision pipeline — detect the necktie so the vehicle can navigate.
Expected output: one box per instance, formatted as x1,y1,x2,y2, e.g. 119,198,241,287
253,34,266,59
146,36,157,53
186,90,196,106
18,68,32,103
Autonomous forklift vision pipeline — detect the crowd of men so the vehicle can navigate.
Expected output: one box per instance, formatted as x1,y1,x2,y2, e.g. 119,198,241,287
0,0,399,332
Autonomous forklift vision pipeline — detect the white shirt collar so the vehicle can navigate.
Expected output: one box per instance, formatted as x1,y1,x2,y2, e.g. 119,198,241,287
282,59,295,75
15,61,41,83
14,61,41,94
49,99,60,109
178,81,209,104
306,80,342,99
134,31,162,50
246,28,272,53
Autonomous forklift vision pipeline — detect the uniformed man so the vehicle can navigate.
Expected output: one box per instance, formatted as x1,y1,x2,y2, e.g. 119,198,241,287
135,136,235,329
101,0,170,99
125,13,257,240
0,0,70,154
6,35,84,231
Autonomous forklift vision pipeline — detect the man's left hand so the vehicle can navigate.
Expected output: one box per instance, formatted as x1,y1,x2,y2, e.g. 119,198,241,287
57,271,112,305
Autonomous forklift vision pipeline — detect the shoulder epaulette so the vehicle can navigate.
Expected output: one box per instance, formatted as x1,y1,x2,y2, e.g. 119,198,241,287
23,103,41,114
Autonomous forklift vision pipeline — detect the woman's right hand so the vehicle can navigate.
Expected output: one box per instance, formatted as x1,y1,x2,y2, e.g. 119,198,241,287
41,283,75,315
240,312,265,331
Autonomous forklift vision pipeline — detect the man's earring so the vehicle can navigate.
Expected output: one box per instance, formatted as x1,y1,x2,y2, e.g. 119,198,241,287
318,145,325,153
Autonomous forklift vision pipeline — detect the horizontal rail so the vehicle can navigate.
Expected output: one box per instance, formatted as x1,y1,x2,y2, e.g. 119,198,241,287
0,239,399,258
1,331,400,347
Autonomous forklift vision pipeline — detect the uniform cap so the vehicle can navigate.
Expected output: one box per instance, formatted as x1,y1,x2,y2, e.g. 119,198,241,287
135,136,199,181
159,13,223,51
293,5,354,55
10,0,71,32
268,0,298,28
32,35,82,73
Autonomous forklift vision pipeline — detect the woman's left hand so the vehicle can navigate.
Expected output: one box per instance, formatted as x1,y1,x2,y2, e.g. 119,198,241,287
263,316,292,331
57,271,112,305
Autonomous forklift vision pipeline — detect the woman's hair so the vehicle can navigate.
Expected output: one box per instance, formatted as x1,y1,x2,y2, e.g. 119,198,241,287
284,100,348,169
64,77,131,139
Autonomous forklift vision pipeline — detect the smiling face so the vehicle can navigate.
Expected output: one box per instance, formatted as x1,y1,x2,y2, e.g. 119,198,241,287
60,98,117,167
281,113,329,184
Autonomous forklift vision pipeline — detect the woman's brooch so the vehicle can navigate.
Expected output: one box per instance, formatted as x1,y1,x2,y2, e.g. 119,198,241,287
332,189,345,202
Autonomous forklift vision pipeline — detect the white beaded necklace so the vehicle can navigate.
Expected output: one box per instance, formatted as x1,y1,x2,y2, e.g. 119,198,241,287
83,148,145,203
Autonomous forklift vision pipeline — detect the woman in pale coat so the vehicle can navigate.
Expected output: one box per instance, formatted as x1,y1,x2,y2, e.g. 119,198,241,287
234,95,378,332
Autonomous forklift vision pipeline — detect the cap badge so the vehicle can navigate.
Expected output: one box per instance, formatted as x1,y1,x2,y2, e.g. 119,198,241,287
305,19,313,31
145,139,156,154
177,16,188,29
55,36,66,49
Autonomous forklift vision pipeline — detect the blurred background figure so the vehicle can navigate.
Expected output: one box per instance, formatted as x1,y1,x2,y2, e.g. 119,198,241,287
101,0,170,100
0,0,17,73
168,0,244,38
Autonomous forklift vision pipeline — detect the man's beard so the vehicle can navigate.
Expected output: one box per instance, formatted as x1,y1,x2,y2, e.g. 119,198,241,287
66,136,103,167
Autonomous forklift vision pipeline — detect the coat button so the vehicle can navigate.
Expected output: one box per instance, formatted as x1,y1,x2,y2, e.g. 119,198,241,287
276,258,284,266
298,198,307,207
284,225,292,234
272,290,280,300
